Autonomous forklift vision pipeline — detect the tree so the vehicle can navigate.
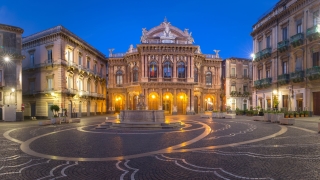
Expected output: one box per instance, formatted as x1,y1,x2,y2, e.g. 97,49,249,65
50,105,60,117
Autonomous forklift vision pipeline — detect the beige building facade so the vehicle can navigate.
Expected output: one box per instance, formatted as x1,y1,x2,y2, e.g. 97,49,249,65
0,24,24,121
223,58,252,111
251,0,320,114
107,20,223,115
22,26,107,119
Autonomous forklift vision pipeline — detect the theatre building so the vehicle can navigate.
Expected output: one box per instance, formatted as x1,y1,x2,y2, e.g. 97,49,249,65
107,19,223,115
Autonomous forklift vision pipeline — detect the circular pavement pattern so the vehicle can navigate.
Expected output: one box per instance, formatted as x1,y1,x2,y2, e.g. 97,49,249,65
1,115,320,179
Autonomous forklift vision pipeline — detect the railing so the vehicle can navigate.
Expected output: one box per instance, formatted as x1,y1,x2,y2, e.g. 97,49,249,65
0,47,21,56
306,66,320,80
243,75,250,79
254,77,272,89
290,70,304,83
230,91,250,97
307,25,320,41
205,54,216,59
277,74,290,85
261,47,272,58
290,33,304,47
254,80,262,87
177,78,186,82
109,53,125,58
230,74,237,78
277,40,289,52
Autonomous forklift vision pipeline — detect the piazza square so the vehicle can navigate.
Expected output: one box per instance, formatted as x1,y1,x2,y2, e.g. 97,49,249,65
0,0,320,179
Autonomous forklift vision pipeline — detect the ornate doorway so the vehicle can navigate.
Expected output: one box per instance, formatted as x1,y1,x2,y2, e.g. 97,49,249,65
163,93,172,115
115,95,124,113
194,96,198,114
148,92,159,110
177,93,187,115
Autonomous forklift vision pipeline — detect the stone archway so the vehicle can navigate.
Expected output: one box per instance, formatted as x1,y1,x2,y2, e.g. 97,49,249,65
204,95,215,111
148,92,159,110
177,93,187,115
114,95,124,113
163,92,173,115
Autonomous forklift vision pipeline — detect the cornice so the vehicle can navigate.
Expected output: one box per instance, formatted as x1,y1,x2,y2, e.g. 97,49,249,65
0,23,24,34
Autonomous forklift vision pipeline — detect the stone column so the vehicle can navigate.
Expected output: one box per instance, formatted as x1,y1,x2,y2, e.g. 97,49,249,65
173,88,177,115
173,55,177,82
159,89,163,110
188,89,195,115
191,56,194,79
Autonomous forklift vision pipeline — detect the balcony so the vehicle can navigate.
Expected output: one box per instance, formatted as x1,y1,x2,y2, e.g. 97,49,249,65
254,77,272,89
277,40,289,52
230,74,237,78
290,33,304,48
277,74,290,85
290,70,304,83
307,25,320,41
254,48,271,61
306,66,320,80
230,91,250,97
0,47,22,58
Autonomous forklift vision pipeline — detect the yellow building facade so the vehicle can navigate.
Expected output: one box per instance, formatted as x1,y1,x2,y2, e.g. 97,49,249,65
107,20,223,115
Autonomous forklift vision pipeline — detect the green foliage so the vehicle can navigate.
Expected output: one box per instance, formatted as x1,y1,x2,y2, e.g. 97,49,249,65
50,105,60,117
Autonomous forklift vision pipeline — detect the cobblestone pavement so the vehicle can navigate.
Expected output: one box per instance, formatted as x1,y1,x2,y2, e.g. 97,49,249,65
0,115,320,179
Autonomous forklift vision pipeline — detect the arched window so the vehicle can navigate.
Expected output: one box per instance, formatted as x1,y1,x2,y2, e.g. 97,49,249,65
163,61,172,78
133,67,139,82
194,67,198,82
87,80,91,92
177,61,185,78
149,61,157,78
205,72,212,86
116,70,123,85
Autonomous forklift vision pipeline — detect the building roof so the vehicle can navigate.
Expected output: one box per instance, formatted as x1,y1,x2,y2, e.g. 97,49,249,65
0,23,24,34
22,25,105,58
224,57,252,61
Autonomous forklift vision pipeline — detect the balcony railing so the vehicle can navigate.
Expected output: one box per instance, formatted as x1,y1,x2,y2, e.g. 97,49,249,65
254,48,271,61
306,24,320,41
290,70,304,83
277,74,290,85
306,66,320,80
290,33,304,47
277,40,289,52
230,91,250,97
254,77,272,89
230,74,237,78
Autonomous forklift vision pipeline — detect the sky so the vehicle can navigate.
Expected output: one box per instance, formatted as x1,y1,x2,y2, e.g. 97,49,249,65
0,0,279,59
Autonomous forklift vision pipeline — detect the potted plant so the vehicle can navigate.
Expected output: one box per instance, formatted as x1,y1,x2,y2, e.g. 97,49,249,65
304,111,309,117
289,112,294,118
284,112,289,118
294,111,299,117
300,112,304,117
50,105,60,124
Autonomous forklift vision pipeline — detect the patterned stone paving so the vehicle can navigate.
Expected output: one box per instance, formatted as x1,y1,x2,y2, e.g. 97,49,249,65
0,115,320,179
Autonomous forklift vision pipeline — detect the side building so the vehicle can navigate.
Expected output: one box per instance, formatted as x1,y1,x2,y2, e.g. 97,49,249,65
0,24,24,121
251,0,320,114
22,26,107,119
223,57,252,112
107,20,223,115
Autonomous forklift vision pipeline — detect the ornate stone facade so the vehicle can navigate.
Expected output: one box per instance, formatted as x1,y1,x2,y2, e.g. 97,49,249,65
22,26,107,119
251,0,320,114
107,20,223,115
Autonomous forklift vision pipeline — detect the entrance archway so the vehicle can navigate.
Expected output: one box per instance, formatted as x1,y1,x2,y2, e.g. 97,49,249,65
132,95,139,110
163,93,173,115
194,96,199,114
114,95,124,113
204,95,215,111
177,93,187,115
148,92,159,110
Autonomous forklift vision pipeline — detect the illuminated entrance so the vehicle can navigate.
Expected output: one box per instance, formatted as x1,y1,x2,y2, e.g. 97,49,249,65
177,93,187,115
163,93,172,115
204,95,214,111
148,93,159,110
115,95,124,113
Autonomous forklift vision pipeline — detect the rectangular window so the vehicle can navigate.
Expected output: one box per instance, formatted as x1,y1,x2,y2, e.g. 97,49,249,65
282,27,288,41
313,11,319,26
266,69,271,78
30,54,34,67
78,54,82,66
29,81,35,93
231,68,235,77
295,57,303,71
48,78,53,90
243,69,248,77
94,64,97,73
283,61,288,74
47,49,52,63
87,82,91,92
243,85,248,92
231,85,236,92
87,60,90,69
297,21,302,33
258,41,262,51
67,51,71,62
266,35,271,48
313,52,320,67
258,69,262,80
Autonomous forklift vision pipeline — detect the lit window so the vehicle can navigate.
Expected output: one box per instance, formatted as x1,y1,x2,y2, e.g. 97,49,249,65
205,72,212,86
116,70,123,85
163,61,172,78
48,78,53,90
177,61,185,78
149,61,157,78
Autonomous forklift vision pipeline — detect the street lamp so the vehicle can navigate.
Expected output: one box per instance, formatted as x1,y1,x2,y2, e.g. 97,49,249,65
4,56,10,62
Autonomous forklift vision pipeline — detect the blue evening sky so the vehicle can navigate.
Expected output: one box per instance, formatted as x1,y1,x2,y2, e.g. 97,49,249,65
0,0,279,59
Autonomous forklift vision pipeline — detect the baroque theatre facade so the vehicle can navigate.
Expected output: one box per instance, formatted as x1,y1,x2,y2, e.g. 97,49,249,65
107,20,223,115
